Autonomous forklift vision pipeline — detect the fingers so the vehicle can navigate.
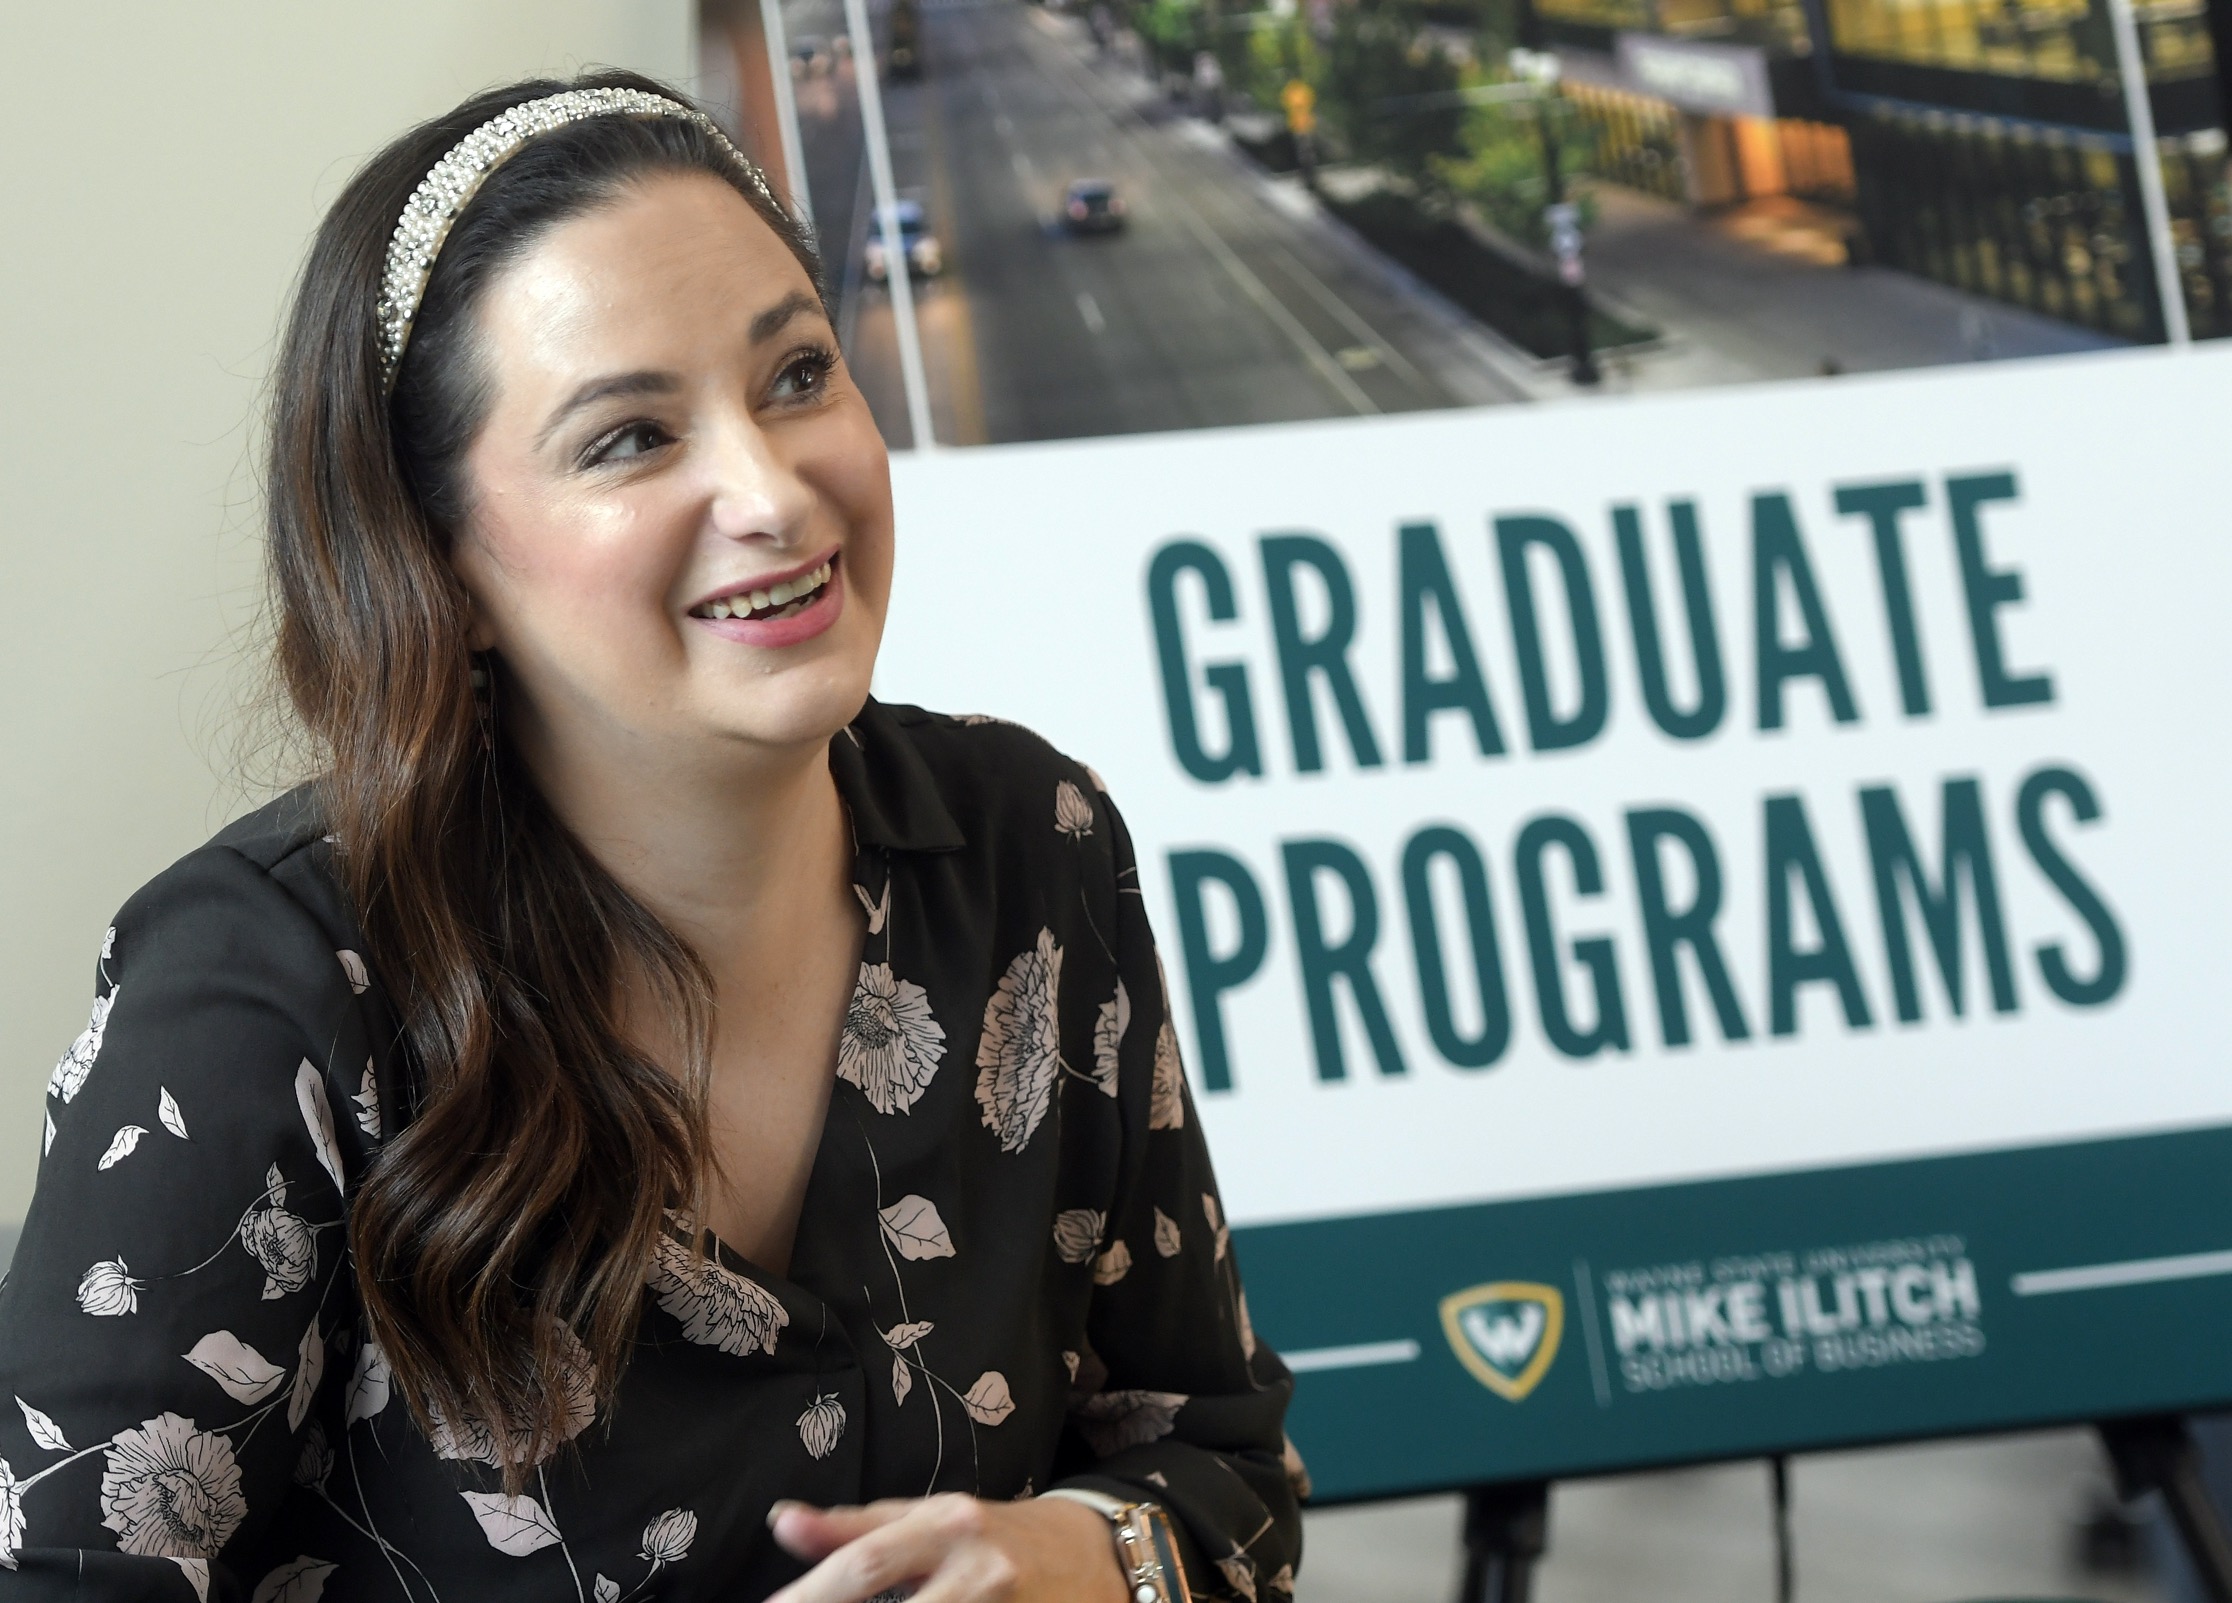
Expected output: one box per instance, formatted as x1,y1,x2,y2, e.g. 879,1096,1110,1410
769,1499,914,1564
766,1495,993,1603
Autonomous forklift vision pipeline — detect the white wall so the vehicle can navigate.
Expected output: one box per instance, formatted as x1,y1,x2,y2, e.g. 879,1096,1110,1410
0,4,696,1224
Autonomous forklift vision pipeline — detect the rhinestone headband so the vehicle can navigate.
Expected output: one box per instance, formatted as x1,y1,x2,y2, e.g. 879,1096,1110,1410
374,87,780,391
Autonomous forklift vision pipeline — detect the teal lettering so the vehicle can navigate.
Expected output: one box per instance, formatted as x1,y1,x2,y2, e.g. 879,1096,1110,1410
1399,522,1506,763
1860,778,2018,1022
1834,480,1933,717
1515,815,1630,1058
1400,825,1512,1068
1281,839,1408,1080
2016,767,2128,1006
1496,516,1610,752
1947,472,2054,708
1260,534,1384,773
1764,794,1873,1035
1753,493,1860,731
1166,849,1270,1091
1626,808,1751,1047
1146,541,1263,783
1615,501,1727,741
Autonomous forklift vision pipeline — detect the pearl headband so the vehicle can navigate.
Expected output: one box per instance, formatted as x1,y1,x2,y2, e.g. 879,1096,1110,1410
374,87,781,392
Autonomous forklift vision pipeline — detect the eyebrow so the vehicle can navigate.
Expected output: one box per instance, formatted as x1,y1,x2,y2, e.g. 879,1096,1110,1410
537,371,680,452
751,290,823,344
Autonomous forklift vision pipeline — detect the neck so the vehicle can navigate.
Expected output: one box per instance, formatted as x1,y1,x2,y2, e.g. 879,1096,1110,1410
513,713,850,975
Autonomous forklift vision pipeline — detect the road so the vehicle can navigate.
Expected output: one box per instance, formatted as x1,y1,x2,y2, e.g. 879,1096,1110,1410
797,0,1528,447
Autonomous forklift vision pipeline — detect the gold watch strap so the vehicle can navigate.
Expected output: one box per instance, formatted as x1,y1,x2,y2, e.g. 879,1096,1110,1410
1040,1487,1194,1603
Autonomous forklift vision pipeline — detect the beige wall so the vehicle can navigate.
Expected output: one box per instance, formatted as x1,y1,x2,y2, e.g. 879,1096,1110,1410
0,4,696,1223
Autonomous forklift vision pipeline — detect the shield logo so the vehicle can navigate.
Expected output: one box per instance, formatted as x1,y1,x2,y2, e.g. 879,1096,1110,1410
1440,1282,1564,1402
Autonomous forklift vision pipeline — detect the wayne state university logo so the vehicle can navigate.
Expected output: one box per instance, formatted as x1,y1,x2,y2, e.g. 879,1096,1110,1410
1440,1283,1564,1401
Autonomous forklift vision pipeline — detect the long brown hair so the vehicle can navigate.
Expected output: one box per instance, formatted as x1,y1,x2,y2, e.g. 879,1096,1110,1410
264,69,823,1483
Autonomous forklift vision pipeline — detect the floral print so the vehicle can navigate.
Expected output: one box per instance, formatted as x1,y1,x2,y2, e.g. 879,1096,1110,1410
648,1231,790,1358
974,928,1066,1153
99,1412,247,1558
1153,1209,1183,1258
460,1488,563,1555
350,1061,380,1141
95,1126,147,1170
0,1457,22,1570
641,1507,698,1563
240,1199,317,1298
876,1194,957,1261
839,962,945,1115
294,1421,334,1490
1151,1019,1187,1131
1092,1241,1133,1286
1053,780,1095,839
1091,982,1128,1099
335,950,369,995
959,1372,1016,1427
796,1395,847,1460
0,699,1299,1600
48,986,116,1104
76,1259,141,1317
1051,1208,1103,1265
183,1331,288,1405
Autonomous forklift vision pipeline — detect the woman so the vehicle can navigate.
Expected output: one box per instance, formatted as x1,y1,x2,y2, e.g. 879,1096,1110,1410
0,71,1301,1601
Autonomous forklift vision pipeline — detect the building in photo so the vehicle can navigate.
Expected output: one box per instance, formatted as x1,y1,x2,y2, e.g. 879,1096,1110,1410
1526,0,2230,338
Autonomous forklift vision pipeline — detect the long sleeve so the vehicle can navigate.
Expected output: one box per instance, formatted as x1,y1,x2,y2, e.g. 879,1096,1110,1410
0,842,372,1599
1053,792,1304,1603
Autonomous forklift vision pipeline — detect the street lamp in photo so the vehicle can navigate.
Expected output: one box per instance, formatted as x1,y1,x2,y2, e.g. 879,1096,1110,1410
1509,45,1600,387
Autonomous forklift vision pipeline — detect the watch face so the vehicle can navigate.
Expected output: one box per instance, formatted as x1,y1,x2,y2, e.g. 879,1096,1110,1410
1141,1509,1191,1603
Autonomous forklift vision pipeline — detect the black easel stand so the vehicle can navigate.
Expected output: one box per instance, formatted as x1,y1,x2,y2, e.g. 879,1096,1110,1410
2101,1416,2232,1603
1456,1482,1549,1603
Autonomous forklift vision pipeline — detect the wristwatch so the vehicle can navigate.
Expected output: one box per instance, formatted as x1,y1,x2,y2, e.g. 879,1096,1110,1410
1040,1487,1194,1603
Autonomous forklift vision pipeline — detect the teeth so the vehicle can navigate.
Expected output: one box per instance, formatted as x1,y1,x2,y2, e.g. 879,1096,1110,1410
696,560,834,621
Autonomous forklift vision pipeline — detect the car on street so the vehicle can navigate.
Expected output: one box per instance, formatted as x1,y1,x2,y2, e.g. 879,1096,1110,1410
1061,178,1126,234
865,198,943,280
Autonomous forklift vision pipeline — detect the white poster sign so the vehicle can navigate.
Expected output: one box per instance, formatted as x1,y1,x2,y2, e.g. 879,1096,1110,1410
878,346,2232,1233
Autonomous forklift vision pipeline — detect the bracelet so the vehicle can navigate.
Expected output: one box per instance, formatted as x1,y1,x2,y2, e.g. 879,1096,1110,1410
1040,1487,1195,1603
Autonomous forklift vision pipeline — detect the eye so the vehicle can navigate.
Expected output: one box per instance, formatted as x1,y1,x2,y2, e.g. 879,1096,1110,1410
770,346,836,403
582,420,672,468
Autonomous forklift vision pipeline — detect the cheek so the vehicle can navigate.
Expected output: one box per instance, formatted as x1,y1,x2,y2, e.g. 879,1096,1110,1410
825,426,897,608
467,495,690,660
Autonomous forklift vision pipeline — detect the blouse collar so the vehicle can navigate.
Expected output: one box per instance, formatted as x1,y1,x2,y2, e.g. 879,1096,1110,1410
829,698,967,854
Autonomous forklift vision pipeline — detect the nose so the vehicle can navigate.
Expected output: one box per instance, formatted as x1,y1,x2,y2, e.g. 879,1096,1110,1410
703,408,816,547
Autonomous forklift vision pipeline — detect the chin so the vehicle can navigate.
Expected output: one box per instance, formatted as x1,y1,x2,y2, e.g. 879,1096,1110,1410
706,671,874,753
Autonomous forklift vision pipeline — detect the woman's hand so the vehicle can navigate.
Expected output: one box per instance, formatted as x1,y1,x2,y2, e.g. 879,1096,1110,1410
765,1492,1130,1603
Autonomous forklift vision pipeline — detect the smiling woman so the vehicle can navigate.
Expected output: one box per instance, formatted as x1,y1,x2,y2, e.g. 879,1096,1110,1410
0,70,1300,1603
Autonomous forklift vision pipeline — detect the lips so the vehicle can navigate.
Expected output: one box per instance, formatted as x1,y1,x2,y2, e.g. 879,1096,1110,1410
689,554,835,623
687,551,846,648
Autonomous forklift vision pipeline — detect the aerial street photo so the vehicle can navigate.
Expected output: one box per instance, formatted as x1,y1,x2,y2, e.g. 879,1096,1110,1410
704,0,2226,446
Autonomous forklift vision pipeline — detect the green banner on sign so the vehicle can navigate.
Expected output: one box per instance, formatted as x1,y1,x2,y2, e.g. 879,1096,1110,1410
1242,1125,2232,1501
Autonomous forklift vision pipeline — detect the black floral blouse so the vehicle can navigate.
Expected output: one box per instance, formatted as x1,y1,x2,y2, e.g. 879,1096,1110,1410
0,700,1303,1602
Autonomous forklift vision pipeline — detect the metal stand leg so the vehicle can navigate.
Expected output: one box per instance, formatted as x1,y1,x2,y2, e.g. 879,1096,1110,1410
2101,1416,2232,1603
1456,1482,1549,1603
